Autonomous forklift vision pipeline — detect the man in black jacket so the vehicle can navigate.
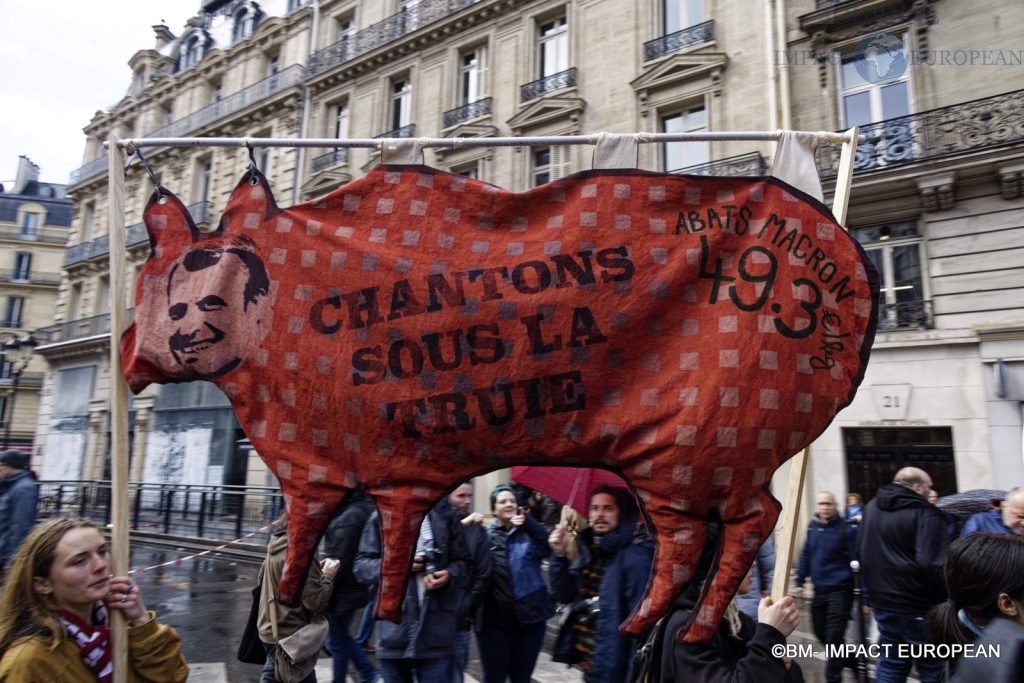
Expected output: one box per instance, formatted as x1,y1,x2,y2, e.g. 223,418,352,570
446,482,491,683
858,467,950,683
324,491,380,683
354,499,470,683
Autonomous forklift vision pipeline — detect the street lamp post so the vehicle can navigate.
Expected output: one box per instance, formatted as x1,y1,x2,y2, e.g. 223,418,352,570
1,333,38,450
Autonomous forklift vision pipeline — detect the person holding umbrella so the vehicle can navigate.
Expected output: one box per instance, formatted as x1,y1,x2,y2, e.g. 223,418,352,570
477,485,553,683
548,485,654,683
961,487,1024,537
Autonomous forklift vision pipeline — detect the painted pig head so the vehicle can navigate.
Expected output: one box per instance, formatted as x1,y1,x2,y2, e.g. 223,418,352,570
123,164,878,642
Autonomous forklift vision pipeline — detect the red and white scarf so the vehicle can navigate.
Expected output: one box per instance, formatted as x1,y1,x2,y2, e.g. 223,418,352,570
59,603,113,682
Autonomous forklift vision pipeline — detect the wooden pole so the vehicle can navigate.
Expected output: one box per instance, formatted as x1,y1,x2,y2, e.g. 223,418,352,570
771,127,859,602
107,135,130,683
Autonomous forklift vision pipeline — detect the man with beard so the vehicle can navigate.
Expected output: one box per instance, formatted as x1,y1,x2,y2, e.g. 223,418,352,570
548,486,654,683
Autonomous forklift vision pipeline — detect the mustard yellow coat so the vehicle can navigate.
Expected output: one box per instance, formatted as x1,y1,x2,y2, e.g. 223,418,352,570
0,612,188,682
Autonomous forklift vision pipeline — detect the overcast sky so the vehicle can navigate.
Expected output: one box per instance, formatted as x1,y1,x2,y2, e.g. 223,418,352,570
0,1,199,187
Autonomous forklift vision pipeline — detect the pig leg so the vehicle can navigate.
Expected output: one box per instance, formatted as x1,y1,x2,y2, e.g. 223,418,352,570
276,484,352,605
369,490,434,623
678,489,781,643
620,491,709,636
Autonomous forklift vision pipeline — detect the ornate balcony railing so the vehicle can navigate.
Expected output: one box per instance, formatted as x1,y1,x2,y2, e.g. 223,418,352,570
644,20,716,61
671,152,766,177
0,227,67,244
69,67,304,185
375,124,416,139
311,148,350,173
36,312,113,346
307,0,481,77
442,97,492,128
0,270,63,286
520,68,577,103
68,156,109,185
816,89,1024,178
64,202,212,267
0,372,44,389
878,300,933,331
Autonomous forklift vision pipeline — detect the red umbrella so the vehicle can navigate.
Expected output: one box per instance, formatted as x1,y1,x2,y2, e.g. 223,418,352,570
510,465,630,515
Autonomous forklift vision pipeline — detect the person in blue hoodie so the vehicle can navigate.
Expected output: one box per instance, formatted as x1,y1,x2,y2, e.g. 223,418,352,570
549,485,654,683
477,485,552,683
793,491,857,683
962,487,1024,538
0,449,38,573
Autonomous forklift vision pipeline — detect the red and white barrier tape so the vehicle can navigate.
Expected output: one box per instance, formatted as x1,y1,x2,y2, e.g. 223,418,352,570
127,525,269,575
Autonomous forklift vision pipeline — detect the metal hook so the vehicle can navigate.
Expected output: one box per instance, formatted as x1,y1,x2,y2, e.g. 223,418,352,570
246,141,261,185
132,148,163,203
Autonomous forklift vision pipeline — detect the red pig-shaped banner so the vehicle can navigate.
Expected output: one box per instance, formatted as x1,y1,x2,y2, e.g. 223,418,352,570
122,164,878,642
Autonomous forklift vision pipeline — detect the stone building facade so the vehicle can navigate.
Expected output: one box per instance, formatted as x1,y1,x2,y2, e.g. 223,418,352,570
35,0,1024,505
0,156,70,455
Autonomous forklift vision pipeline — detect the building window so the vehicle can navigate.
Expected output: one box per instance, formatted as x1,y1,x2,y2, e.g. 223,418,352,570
95,277,110,316
3,296,25,327
195,158,212,203
233,7,256,42
19,212,40,238
854,220,929,329
663,106,709,172
453,162,480,179
0,396,6,429
391,79,412,130
532,146,570,186
538,16,568,78
333,102,350,139
68,282,83,320
460,48,486,106
400,0,424,33
664,0,704,33
13,252,31,281
210,81,222,104
81,201,95,242
179,34,205,70
838,34,911,127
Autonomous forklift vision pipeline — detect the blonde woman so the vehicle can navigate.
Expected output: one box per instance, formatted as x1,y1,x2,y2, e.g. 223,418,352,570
0,516,188,681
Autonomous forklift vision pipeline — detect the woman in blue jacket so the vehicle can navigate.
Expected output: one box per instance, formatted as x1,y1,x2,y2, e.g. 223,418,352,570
478,485,553,683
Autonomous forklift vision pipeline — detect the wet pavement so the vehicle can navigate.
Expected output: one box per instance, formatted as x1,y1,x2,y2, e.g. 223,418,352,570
128,543,904,682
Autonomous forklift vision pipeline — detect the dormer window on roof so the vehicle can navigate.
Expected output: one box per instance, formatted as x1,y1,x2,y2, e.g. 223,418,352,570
178,31,210,71
232,2,262,43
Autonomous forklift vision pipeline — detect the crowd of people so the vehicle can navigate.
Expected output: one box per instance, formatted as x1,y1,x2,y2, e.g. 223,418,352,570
1,448,1023,682
789,468,1024,683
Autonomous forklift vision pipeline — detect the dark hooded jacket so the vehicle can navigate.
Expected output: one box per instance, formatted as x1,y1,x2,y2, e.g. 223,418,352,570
0,468,38,566
323,491,374,615
858,482,950,614
353,503,469,660
657,586,804,683
550,490,654,683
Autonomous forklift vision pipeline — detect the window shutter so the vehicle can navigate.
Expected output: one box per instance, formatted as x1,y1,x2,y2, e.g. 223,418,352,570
551,145,571,180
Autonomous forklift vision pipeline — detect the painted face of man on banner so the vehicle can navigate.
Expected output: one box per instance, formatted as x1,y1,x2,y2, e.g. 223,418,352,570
165,239,271,380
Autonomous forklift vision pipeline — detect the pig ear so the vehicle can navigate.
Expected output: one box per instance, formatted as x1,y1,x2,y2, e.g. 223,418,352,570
142,186,203,259
212,167,280,236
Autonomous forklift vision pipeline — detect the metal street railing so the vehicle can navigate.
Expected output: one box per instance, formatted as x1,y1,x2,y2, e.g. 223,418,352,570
37,480,283,548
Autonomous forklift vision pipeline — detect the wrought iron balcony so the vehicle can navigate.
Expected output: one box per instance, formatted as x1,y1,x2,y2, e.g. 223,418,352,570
0,270,62,286
520,68,577,103
69,67,304,185
816,89,1024,178
443,97,492,129
375,124,416,139
307,0,481,78
644,20,715,61
311,148,350,173
64,202,212,267
877,300,933,331
34,311,135,347
671,152,766,177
